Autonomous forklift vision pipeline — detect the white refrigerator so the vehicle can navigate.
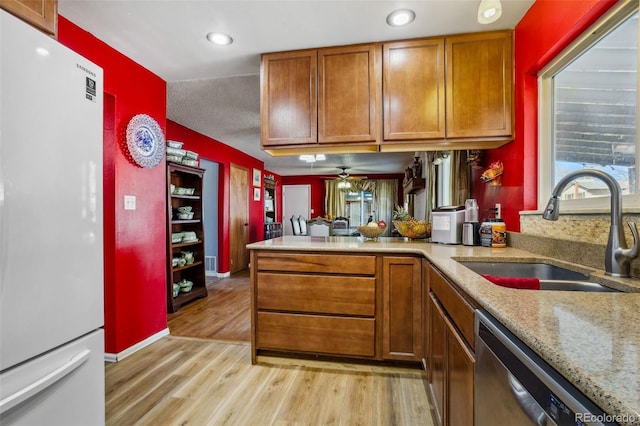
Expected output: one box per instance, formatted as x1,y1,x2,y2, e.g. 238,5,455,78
0,10,105,425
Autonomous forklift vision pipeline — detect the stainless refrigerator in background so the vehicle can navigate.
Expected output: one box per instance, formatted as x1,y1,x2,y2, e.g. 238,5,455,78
0,9,105,425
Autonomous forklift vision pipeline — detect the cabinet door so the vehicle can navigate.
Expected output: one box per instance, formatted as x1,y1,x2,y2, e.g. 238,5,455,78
318,44,380,143
261,50,317,146
382,256,422,361
445,31,513,139
428,293,446,426
446,315,474,426
383,38,445,140
1,0,57,35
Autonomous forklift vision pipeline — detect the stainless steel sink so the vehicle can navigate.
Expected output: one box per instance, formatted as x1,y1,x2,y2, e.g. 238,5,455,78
538,280,619,292
458,261,590,281
458,261,620,292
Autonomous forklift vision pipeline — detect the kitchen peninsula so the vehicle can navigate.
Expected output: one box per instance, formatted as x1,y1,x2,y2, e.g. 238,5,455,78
248,236,640,425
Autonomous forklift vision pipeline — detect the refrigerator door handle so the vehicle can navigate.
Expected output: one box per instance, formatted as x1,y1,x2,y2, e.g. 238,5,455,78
0,349,91,414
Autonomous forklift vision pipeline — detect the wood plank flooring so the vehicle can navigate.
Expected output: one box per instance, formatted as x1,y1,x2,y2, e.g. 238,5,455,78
106,269,435,425
167,270,250,342
105,337,434,426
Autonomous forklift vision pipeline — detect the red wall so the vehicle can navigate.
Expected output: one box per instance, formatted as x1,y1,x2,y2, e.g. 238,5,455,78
167,121,280,273
471,0,618,231
58,17,168,354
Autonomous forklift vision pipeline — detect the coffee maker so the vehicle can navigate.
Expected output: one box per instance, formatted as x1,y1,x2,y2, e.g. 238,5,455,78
462,199,480,246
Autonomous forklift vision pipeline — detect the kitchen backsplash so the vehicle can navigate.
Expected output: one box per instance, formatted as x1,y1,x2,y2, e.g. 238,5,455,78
512,213,640,278
520,213,640,245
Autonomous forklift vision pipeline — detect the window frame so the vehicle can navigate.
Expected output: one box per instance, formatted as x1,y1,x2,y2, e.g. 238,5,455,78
538,0,639,213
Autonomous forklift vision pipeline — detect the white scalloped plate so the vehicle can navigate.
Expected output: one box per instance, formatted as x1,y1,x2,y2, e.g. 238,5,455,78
126,114,165,168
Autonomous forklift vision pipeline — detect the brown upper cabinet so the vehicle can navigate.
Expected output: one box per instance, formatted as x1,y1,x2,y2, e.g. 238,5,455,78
318,44,379,144
261,30,514,153
260,49,317,147
1,0,57,36
261,44,380,150
383,38,446,141
445,30,513,140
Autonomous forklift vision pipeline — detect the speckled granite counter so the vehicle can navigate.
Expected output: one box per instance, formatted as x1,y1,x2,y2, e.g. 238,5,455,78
247,236,640,425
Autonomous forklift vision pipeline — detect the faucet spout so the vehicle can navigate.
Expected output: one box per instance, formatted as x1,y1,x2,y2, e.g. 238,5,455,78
543,169,638,278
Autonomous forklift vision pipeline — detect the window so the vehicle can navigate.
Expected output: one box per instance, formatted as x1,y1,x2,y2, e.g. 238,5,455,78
434,151,451,207
346,191,374,226
539,2,638,211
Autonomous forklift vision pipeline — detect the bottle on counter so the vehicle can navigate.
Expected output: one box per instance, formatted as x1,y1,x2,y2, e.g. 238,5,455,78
480,218,507,248
491,218,507,248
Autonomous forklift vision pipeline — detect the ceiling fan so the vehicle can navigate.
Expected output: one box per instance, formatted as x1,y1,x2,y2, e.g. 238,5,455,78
335,167,367,188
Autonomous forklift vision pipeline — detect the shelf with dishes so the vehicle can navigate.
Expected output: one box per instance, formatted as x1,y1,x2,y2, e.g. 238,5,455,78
167,162,207,312
172,260,204,273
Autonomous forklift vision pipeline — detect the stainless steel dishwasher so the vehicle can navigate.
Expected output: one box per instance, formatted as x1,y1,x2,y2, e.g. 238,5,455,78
475,310,615,426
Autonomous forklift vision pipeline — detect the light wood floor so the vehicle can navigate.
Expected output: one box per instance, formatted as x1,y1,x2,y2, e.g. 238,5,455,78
167,270,250,342
107,269,435,425
105,337,434,425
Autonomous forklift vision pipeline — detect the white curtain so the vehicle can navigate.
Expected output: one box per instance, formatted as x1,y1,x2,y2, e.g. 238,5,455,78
325,178,398,236
372,179,398,236
324,180,347,217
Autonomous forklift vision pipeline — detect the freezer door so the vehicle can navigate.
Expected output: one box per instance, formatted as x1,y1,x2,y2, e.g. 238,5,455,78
0,330,105,425
0,10,104,370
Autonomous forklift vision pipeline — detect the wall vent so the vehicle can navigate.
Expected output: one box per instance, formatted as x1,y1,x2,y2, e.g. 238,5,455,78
205,256,217,276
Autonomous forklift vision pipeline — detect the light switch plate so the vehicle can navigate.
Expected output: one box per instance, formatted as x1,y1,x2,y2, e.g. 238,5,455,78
124,195,136,210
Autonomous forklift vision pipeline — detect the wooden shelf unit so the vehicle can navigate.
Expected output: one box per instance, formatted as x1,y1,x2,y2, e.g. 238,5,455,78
167,163,207,313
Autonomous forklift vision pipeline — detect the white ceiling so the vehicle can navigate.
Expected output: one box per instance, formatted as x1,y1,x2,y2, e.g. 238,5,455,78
58,0,534,177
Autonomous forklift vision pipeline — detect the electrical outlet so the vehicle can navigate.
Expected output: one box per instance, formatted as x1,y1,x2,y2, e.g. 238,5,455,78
495,203,501,219
124,195,136,210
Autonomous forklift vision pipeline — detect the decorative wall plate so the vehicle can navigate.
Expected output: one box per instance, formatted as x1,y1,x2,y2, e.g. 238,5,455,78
126,114,165,168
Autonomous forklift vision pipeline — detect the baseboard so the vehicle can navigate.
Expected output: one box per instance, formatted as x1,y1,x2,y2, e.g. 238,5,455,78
104,328,170,363
217,271,231,278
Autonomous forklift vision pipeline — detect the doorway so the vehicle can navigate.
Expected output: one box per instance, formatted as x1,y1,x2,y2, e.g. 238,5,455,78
200,159,220,277
283,184,311,235
230,164,249,273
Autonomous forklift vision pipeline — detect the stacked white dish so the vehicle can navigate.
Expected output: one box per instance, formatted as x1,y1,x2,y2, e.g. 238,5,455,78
166,140,200,167
182,231,197,242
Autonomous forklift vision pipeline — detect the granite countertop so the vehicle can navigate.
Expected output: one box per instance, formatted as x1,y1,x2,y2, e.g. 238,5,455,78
248,236,640,425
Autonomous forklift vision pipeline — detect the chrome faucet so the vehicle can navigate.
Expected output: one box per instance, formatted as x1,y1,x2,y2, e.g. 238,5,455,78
543,169,639,278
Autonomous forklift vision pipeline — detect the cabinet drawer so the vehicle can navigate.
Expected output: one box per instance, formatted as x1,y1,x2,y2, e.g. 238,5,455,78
256,252,376,275
256,312,376,357
257,273,375,316
429,266,476,349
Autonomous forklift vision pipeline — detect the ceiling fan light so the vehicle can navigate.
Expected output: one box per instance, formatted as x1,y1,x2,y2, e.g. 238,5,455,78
338,181,351,189
477,0,502,24
386,9,416,27
299,154,325,163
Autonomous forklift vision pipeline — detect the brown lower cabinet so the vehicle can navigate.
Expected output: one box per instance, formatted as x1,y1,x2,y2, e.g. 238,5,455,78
250,251,423,364
428,265,476,426
382,256,422,361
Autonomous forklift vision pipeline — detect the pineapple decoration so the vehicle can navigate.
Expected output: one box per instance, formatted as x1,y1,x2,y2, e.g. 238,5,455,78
392,205,431,239
393,205,411,221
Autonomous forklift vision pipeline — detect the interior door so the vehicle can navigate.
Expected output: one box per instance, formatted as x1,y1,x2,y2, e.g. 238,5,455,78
282,185,311,235
230,164,249,273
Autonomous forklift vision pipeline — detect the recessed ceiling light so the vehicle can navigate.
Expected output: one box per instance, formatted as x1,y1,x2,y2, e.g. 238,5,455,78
477,0,502,24
386,9,416,27
206,32,233,45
